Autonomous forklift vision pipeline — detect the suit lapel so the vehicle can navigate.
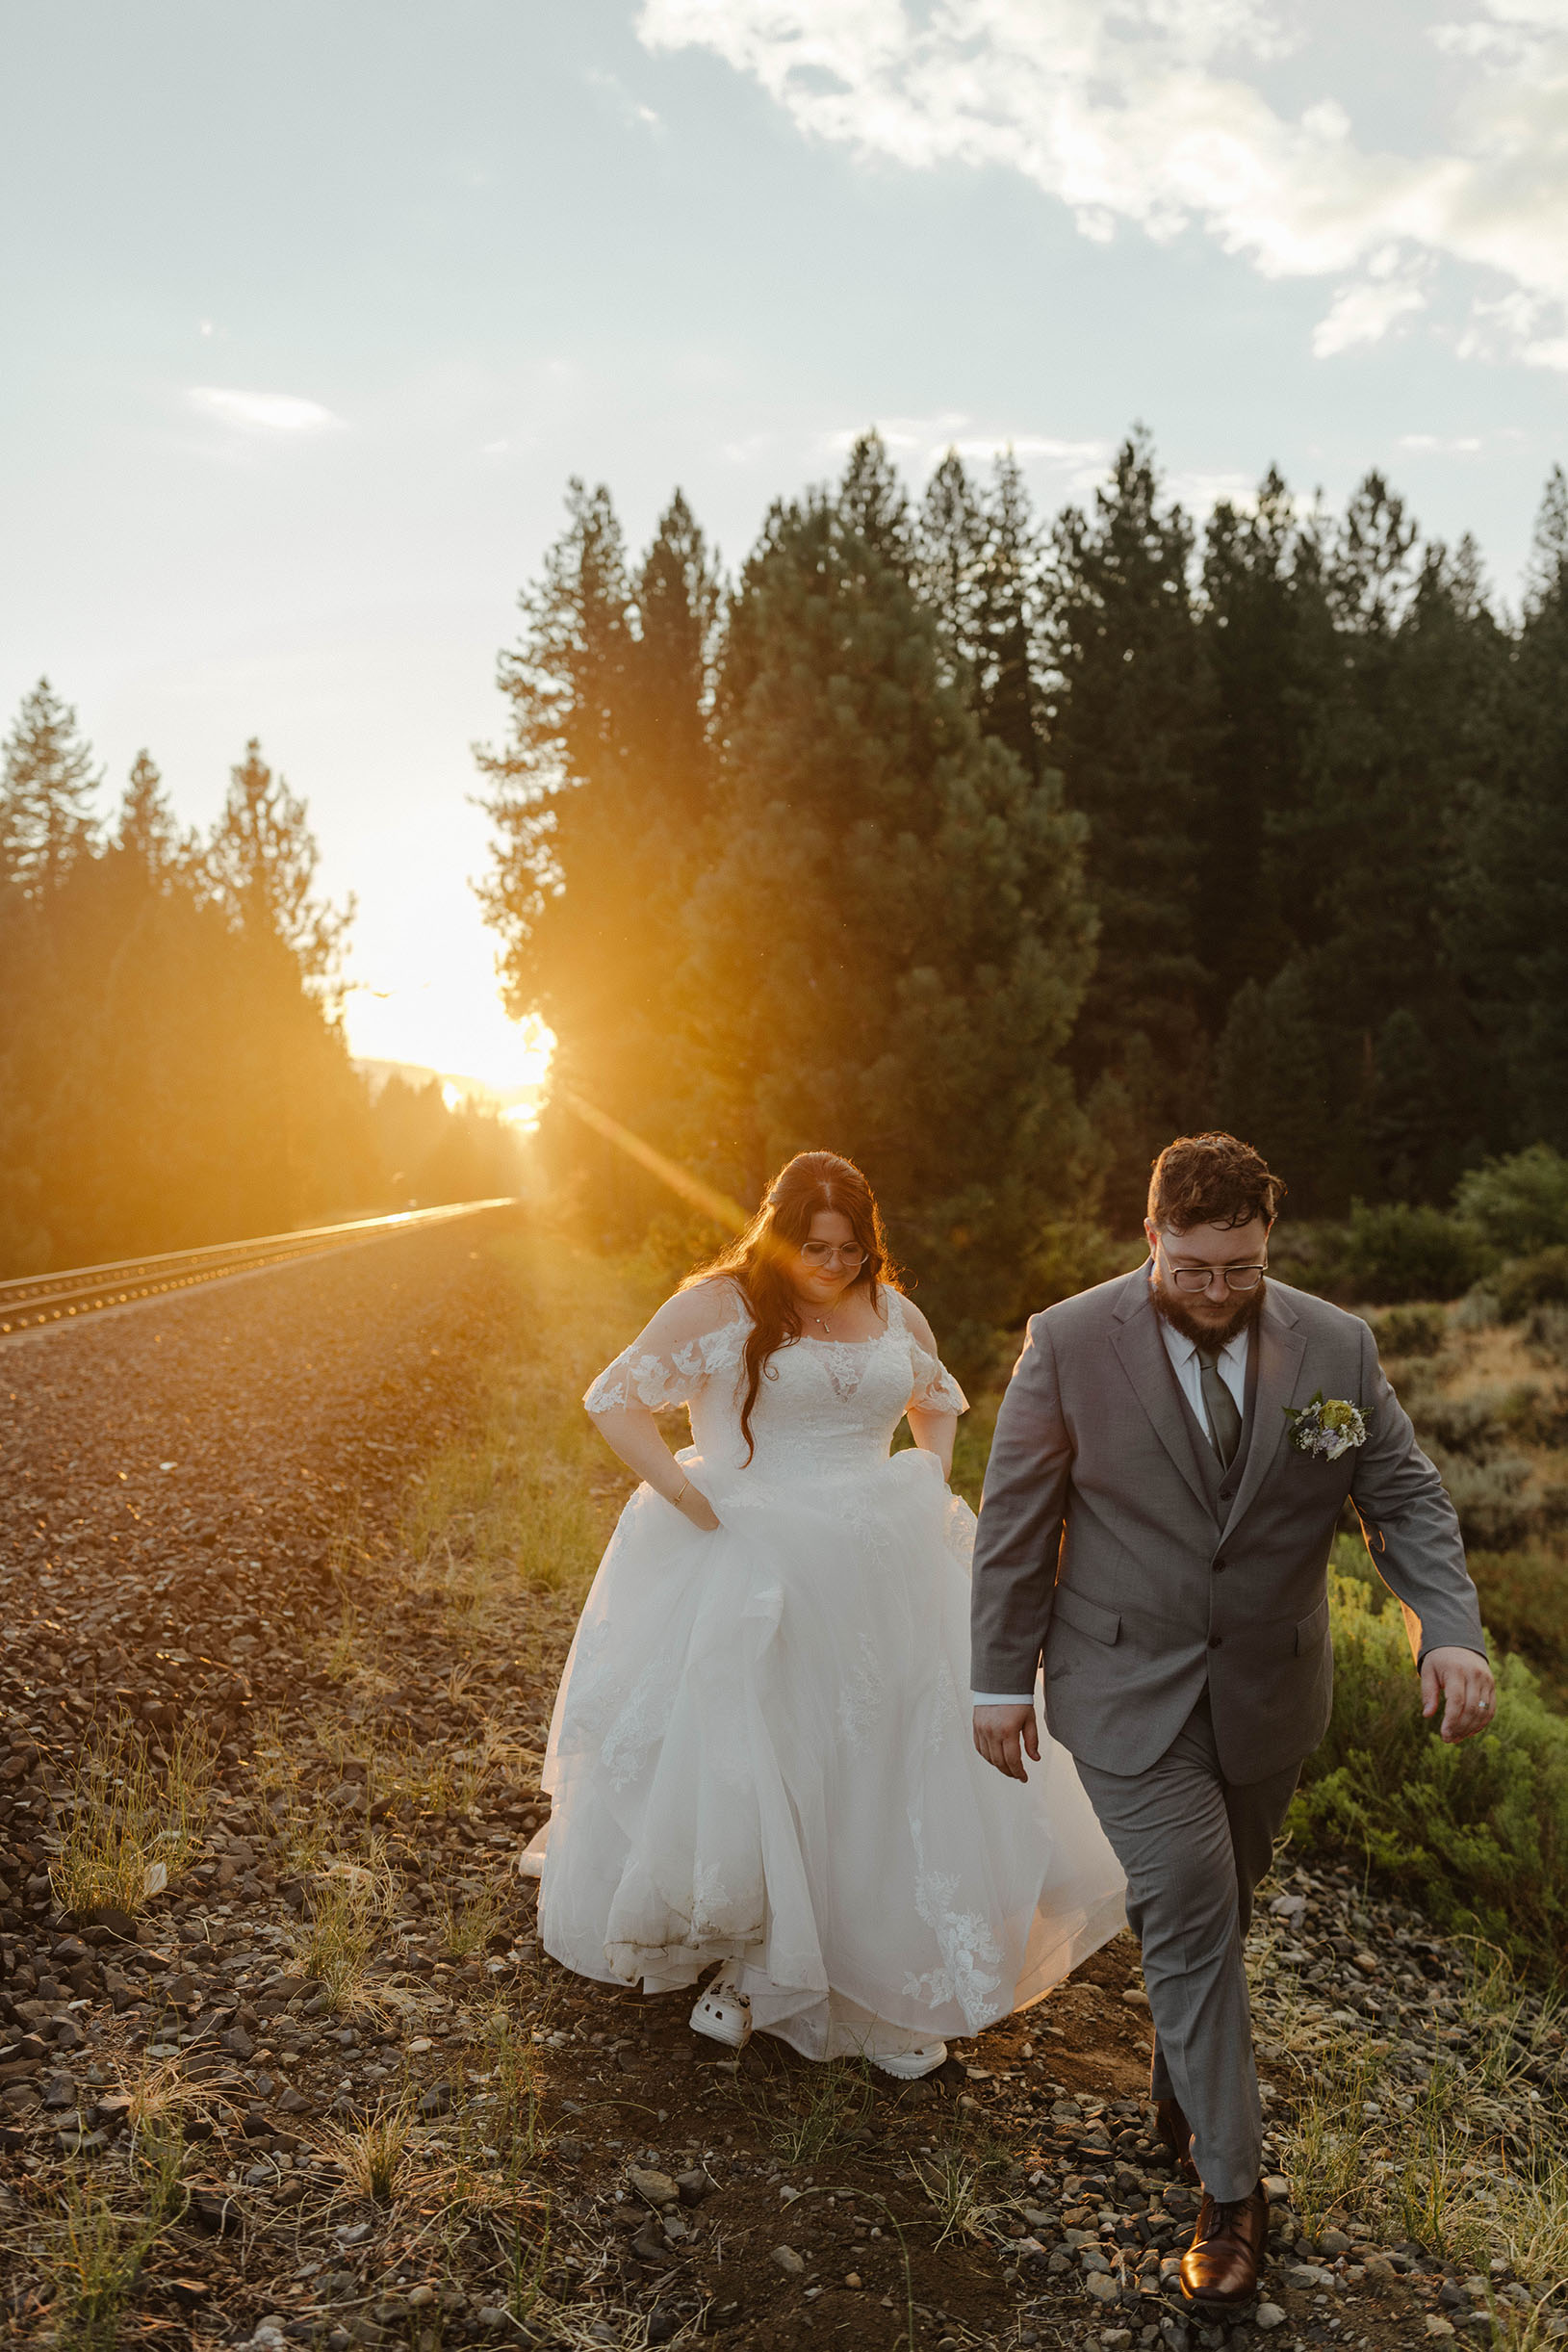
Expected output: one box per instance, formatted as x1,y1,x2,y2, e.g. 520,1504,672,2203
1109,1272,1215,1517
1221,1287,1307,1535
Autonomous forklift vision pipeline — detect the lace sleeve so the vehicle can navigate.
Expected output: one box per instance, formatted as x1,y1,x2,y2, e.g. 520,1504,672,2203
582,1279,751,1414
887,1290,969,1416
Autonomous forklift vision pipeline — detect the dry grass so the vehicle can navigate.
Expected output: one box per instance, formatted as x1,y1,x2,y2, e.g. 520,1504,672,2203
403,1234,659,1624
294,1838,398,2011
50,1716,215,1917
438,1886,503,1960
912,2145,1008,2249
1270,1939,1568,2317
323,2095,417,2205
738,2055,878,2168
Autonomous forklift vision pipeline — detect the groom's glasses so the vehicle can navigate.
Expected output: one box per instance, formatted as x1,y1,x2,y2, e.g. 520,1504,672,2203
1162,1251,1269,1294
798,1243,866,1270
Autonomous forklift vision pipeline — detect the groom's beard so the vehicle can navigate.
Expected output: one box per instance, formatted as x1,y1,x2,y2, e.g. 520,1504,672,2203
1151,1275,1266,1352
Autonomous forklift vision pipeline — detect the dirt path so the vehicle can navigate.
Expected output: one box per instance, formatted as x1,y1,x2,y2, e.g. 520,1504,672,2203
0,1217,1552,2350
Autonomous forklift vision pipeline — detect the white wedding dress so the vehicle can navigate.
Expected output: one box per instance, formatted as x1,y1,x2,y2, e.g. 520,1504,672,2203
528,1277,1125,2063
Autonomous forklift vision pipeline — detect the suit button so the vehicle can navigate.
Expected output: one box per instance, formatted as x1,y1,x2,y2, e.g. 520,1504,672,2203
1213,1557,1226,1572
1208,1634,1222,1649
1219,1487,1233,1502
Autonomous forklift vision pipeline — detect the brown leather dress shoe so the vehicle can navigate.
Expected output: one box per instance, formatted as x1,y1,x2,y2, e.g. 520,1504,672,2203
1155,2095,1199,2182
1178,2183,1269,2309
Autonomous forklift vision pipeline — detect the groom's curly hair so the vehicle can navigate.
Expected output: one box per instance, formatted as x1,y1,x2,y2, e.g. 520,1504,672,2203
1149,1132,1286,1232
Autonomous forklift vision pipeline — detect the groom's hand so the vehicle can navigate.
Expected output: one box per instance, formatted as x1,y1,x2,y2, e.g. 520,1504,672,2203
973,1703,1040,1782
1421,1646,1496,1743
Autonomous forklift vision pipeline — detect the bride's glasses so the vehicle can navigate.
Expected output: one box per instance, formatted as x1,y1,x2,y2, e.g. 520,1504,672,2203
798,1242,866,1271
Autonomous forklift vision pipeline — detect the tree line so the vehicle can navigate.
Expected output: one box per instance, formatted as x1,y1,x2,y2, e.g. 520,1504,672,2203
0,685,521,1278
477,431,1568,1357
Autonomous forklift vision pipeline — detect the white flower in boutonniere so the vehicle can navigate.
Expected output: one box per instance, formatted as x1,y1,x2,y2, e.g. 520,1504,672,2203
1284,1389,1371,1461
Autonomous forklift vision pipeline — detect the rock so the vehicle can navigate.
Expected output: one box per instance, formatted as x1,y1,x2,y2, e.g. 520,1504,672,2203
1086,2272,1121,2303
844,2272,862,2289
1262,2174,1291,2203
1254,2305,1287,2332
42,2074,76,2109
771,2245,806,2277
1121,1988,1152,2011
629,2166,680,2210
647,2314,678,2345
81,1906,137,1943
1426,2322,1456,2339
189,2189,240,2235
224,2026,255,2059
405,2287,436,2311
327,1781,369,1813
1321,2228,1352,2254
675,2165,713,2205
417,2083,451,2117
372,2299,409,2325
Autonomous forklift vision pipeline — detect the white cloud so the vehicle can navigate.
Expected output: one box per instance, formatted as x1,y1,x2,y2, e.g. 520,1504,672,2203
1311,273,1428,357
1396,431,1486,453
638,0,1568,368
189,386,343,432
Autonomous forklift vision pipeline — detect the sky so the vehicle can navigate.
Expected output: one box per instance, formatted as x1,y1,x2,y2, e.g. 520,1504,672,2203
4,0,1566,1089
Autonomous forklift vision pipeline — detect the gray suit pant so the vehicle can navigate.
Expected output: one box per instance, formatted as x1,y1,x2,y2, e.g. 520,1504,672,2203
1071,1689,1299,2203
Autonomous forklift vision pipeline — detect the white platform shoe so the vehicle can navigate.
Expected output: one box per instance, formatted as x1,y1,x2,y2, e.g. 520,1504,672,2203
690,1972,753,2050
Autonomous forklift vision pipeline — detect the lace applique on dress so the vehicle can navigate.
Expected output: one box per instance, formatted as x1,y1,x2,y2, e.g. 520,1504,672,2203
926,1659,960,1755
582,1281,749,1413
902,1811,1005,2029
836,1630,887,1754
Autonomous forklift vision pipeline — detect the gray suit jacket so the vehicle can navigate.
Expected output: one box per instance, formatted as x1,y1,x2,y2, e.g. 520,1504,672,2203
970,1266,1485,1783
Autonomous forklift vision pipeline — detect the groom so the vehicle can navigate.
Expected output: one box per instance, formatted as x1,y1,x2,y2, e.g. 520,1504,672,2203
970,1132,1493,2311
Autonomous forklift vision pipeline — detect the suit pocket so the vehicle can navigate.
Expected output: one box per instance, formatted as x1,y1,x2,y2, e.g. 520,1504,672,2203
1053,1583,1122,1647
1295,1595,1330,1656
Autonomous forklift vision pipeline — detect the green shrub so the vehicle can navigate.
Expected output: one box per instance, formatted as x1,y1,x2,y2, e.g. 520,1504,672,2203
1425,1446,1543,1550
1526,1304,1568,1365
1498,1380,1568,1449
1366,1302,1449,1359
1492,1245,1568,1322
1410,1391,1504,1460
1467,1543,1568,1705
1453,1143,1568,1256
1336,1202,1490,1305
1295,1569,1568,1972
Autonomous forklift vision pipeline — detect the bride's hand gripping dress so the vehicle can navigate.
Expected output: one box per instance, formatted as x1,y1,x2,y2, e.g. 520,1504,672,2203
523,1275,1125,2065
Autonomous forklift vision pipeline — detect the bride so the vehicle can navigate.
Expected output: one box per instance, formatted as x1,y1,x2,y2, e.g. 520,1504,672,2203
523,1150,1124,2076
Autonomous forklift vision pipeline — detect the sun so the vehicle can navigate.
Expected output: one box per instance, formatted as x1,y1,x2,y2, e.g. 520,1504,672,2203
345,976,554,1106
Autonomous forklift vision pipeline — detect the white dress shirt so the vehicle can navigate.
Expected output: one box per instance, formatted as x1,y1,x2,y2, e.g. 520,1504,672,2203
972,1300,1251,1707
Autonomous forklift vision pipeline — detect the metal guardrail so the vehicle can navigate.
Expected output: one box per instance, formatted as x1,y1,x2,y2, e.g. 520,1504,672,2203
0,1200,516,1336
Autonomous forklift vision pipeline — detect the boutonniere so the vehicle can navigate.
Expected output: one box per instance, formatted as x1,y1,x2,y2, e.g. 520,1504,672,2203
1284,1390,1370,1460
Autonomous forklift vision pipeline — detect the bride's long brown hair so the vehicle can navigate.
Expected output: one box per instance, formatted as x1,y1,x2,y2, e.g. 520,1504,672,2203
683,1150,896,1462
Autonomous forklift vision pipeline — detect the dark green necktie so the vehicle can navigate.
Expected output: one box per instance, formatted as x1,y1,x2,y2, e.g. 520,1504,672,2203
1195,1346,1242,1470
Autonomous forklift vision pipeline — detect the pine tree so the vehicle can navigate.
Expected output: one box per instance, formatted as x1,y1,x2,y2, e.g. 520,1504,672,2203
0,677,101,894
476,481,720,1237
1041,430,1212,1211
1197,469,1327,1015
115,750,194,884
917,449,1045,780
681,446,1097,1352
1451,468,1568,1150
205,738,352,993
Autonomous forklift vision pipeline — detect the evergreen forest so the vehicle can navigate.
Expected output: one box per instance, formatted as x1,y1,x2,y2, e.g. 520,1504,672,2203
0,689,522,1279
478,429,1568,1357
